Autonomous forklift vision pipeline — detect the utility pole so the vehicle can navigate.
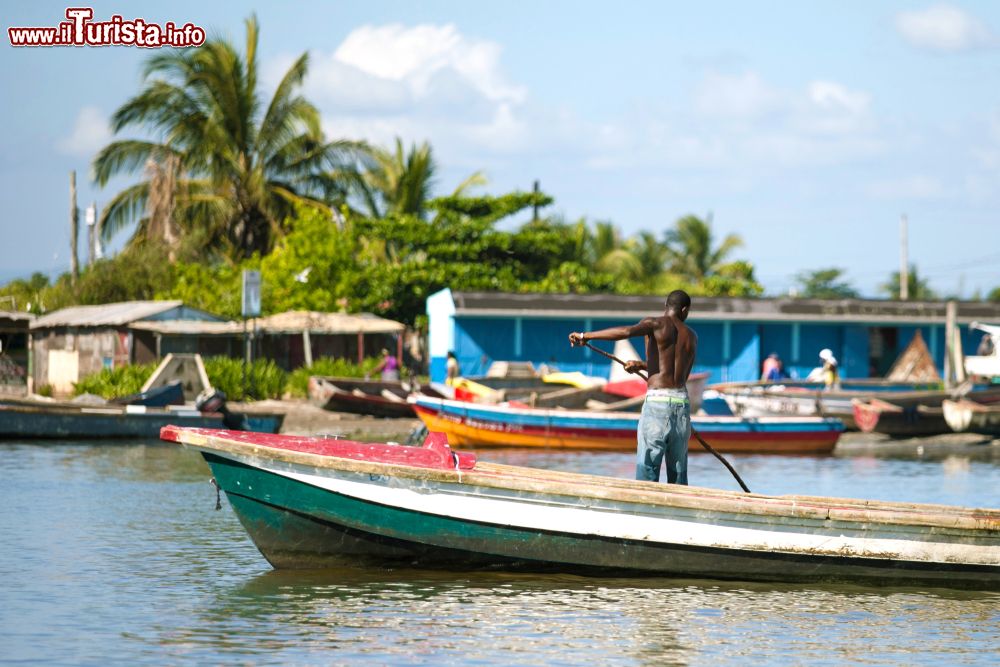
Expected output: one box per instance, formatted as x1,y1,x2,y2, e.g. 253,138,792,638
532,180,540,222
69,171,79,282
899,214,909,301
85,202,96,265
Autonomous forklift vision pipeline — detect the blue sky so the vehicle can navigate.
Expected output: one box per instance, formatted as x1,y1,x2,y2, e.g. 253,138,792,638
2,1,1000,297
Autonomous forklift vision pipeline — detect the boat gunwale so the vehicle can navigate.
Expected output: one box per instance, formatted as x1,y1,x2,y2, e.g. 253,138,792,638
165,427,1000,532
411,395,844,428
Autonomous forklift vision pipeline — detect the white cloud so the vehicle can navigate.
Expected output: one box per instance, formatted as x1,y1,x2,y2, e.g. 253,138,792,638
895,5,994,52
57,106,111,156
333,24,526,104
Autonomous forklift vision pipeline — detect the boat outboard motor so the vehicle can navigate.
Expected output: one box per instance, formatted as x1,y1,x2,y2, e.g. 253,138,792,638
195,388,246,430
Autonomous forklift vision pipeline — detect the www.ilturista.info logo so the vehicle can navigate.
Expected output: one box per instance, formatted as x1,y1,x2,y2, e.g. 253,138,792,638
8,8,206,48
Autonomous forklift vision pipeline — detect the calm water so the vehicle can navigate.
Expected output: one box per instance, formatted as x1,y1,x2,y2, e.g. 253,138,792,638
1,438,998,666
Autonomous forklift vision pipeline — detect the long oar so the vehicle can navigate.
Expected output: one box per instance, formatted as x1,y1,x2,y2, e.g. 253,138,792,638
580,340,752,493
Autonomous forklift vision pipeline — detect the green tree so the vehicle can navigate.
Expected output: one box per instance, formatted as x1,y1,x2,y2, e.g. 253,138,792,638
663,214,744,282
0,272,51,313
795,268,859,299
93,15,366,261
356,138,485,220
881,265,937,300
988,286,1000,302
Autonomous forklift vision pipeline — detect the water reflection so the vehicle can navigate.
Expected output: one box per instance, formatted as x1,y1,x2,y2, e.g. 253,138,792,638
148,567,1000,666
2,439,999,666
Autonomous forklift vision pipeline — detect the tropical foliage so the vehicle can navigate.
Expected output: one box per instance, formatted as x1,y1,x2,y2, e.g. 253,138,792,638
881,265,937,301
3,15,769,341
795,268,859,299
92,15,366,261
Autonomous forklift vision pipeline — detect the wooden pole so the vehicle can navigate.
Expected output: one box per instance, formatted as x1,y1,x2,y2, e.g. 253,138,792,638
303,329,313,368
357,331,364,365
69,171,79,282
944,300,956,389
397,330,404,370
900,215,909,301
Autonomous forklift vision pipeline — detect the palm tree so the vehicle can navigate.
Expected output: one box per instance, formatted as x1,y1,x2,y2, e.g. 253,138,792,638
882,265,937,300
590,221,642,281
357,138,484,219
93,15,367,261
663,214,744,281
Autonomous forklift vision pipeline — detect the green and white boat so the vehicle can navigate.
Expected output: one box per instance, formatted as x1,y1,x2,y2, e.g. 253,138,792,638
161,426,1000,589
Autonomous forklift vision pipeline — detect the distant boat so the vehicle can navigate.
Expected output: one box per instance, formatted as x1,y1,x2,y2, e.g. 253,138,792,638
109,380,184,408
308,377,443,418
411,395,844,454
943,399,1000,436
161,425,1000,589
0,398,283,439
851,398,948,437
712,331,975,429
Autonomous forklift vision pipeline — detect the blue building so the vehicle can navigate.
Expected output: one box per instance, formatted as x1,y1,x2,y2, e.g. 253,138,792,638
427,290,1000,384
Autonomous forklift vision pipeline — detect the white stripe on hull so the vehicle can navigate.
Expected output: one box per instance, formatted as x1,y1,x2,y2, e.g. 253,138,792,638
226,451,999,568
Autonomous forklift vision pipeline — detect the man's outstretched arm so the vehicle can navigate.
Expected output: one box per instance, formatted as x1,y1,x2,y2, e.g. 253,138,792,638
569,318,656,346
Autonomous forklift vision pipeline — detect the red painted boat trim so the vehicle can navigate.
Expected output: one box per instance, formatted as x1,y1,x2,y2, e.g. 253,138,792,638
160,425,477,471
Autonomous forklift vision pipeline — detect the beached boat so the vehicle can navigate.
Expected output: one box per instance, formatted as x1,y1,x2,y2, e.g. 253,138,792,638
851,398,949,437
943,399,1000,436
308,377,443,418
161,425,1000,589
0,399,283,439
411,396,844,454
710,380,996,430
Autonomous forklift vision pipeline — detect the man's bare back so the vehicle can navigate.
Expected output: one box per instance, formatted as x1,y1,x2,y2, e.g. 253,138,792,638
568,293,698,389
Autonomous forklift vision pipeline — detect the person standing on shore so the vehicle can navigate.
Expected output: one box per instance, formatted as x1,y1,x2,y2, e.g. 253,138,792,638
569,290,698,484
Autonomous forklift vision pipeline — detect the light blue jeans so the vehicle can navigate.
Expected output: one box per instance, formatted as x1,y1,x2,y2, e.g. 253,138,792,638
636,388,690,484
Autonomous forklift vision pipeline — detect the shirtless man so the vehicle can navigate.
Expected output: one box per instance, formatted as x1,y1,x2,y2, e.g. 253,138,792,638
569,290,698,484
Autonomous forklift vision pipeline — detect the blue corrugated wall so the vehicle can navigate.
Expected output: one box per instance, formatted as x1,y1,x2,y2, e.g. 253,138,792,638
434,315,983,384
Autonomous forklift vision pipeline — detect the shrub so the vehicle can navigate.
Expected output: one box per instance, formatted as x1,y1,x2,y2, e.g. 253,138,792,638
203,356,287,401
72,362,158,398
286,356,383,398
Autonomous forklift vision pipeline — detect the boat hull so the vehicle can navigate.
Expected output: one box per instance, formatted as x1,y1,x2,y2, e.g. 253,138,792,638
943,399,1000,435
851,400,949,437
195,446,1000,589
412,397,843,453
0,404,283,439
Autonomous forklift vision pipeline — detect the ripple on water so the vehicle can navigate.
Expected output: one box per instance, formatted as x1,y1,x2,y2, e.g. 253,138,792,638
0,441,998,666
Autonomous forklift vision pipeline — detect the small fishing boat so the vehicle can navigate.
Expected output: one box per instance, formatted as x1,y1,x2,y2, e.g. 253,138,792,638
943,399,1000,436
308,377,443,418
110,380,185,407
851,398,948,437
161,425,1000,589
0,398,283,439
411,396,844,454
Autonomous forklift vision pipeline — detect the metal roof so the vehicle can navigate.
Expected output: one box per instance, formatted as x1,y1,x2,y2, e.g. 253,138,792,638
257,311,404,334
30,301,185,329
0,311,34,324
130,310,405,336
129,320,246,336
450,292,1000,324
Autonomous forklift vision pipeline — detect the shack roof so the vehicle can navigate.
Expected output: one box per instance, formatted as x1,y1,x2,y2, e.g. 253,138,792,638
449,291,1000,324
0,311,34,325
258,310,404,334
130,310,405,336
129,320,245,336
29,301,223,329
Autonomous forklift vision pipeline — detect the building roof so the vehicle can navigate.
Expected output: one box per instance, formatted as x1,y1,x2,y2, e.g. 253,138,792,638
257,310,405,334
129,320,246,336
449,291,1000,324
0,311,34,325
30,301,186,329
130,310,405,336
